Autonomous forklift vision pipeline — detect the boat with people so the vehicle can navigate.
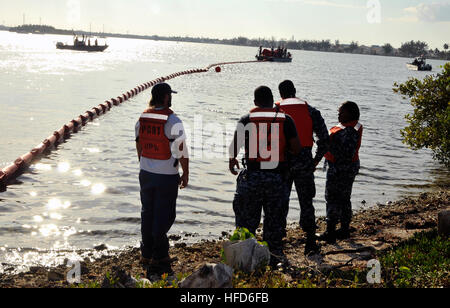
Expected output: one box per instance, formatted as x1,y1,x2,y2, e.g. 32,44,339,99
56,34,108,52
406,57,432,71
256,46,292,62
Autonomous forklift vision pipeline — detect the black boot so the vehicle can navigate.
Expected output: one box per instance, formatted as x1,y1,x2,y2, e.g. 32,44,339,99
318,224,337,244
304,232,320,255
336,224,351,240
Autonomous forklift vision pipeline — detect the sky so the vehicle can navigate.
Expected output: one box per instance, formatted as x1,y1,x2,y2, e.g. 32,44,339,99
1,0,449,49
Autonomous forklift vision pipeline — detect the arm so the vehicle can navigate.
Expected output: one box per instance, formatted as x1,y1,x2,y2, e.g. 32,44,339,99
309,106,330,167
228,130,241,175
136,141,142,161
179,155,189,189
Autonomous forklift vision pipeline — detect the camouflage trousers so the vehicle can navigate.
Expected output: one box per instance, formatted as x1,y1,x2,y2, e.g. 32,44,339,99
325,162,359,227
283,151,317,234
232,169,286,253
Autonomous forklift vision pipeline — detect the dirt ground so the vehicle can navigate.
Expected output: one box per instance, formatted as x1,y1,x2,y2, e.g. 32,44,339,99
0,190,448,288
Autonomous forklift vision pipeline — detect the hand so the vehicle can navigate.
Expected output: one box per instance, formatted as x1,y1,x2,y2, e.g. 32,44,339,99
313,160,320,172
229,158,240,175
179,173,189,189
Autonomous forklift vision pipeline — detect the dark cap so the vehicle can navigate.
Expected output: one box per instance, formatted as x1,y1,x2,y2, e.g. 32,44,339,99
151,83,177,99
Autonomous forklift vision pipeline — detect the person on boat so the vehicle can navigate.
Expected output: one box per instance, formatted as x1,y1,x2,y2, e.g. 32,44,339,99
229,86,301,266
276,80,330,255
319,101,363,243
259,45,262,57
95,39,98,46
135,83,189,276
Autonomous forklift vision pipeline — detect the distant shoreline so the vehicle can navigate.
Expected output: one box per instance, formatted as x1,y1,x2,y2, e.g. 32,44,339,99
3,24,450,61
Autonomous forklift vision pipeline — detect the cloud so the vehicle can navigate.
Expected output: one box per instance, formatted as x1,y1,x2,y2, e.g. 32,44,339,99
265,0,365,9
402,2,450,22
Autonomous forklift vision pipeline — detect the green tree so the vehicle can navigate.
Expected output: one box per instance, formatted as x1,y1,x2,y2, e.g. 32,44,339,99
444,43,449,51
394,63,450,167
383,43,394,55
399,40,428,57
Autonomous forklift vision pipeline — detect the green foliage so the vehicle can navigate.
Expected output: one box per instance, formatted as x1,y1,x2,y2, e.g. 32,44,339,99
229,227,254,241
221,228,268,263
394,63,450,167
380,230,450,288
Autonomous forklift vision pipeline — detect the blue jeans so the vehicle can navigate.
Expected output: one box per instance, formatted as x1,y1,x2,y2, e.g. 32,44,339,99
139,170,179,260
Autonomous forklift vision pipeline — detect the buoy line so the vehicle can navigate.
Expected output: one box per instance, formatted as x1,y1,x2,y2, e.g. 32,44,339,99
0,60,262,190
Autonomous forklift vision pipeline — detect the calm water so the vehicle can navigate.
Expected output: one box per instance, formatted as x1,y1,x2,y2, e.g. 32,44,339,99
0,31,448,271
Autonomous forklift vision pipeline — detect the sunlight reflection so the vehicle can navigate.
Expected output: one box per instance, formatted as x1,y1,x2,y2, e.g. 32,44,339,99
91,183,106,195
57,162,71,173
72,169,83,176
39,224,60,237
80,180,91,187
46,198,71,211
33,215,43,223
84,148,101,153
49,213,63,220
29,191,37,197
34,163,52,171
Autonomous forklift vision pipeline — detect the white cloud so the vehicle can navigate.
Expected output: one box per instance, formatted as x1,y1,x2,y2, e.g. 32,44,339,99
401,2,450,22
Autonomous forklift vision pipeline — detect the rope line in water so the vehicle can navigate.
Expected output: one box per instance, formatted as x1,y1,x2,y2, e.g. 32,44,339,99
0,60,262,190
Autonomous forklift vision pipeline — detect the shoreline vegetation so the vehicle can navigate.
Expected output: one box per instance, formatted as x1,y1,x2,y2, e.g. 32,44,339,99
0,188,448,288
3,24,450,61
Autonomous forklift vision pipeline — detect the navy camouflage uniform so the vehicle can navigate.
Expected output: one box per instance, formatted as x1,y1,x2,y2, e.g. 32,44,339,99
232,113,298,254
325,126,361,227
284,105,329,234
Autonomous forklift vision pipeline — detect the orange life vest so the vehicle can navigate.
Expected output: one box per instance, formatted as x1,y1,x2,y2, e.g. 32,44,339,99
246,107,287,163
139,108,174,160
276,98,314,147
324,121,363,163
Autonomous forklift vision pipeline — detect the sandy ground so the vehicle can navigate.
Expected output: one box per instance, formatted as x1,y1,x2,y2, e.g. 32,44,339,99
0,190,448,288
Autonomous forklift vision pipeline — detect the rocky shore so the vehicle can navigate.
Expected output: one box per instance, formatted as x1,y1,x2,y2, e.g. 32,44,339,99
0,190,448,288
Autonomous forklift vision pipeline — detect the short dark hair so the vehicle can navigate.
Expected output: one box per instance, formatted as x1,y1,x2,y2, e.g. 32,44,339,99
340,101,360,121
254,86,274,107
278,80,296,99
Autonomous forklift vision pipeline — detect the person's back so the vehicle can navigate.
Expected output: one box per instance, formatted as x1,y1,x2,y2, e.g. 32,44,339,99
135,83,189,276
229,86,301,265
276,80,329,255
321,101,363,243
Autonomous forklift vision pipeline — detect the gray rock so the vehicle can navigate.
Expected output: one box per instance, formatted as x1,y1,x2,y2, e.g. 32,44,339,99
179,263,233,289
48,270,65,282
222,238,270,273
438,210,450,237
94,244,108,251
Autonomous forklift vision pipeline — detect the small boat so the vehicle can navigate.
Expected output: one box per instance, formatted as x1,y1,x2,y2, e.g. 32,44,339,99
406,57,432,71
56,35,108,52
256,47,292,63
